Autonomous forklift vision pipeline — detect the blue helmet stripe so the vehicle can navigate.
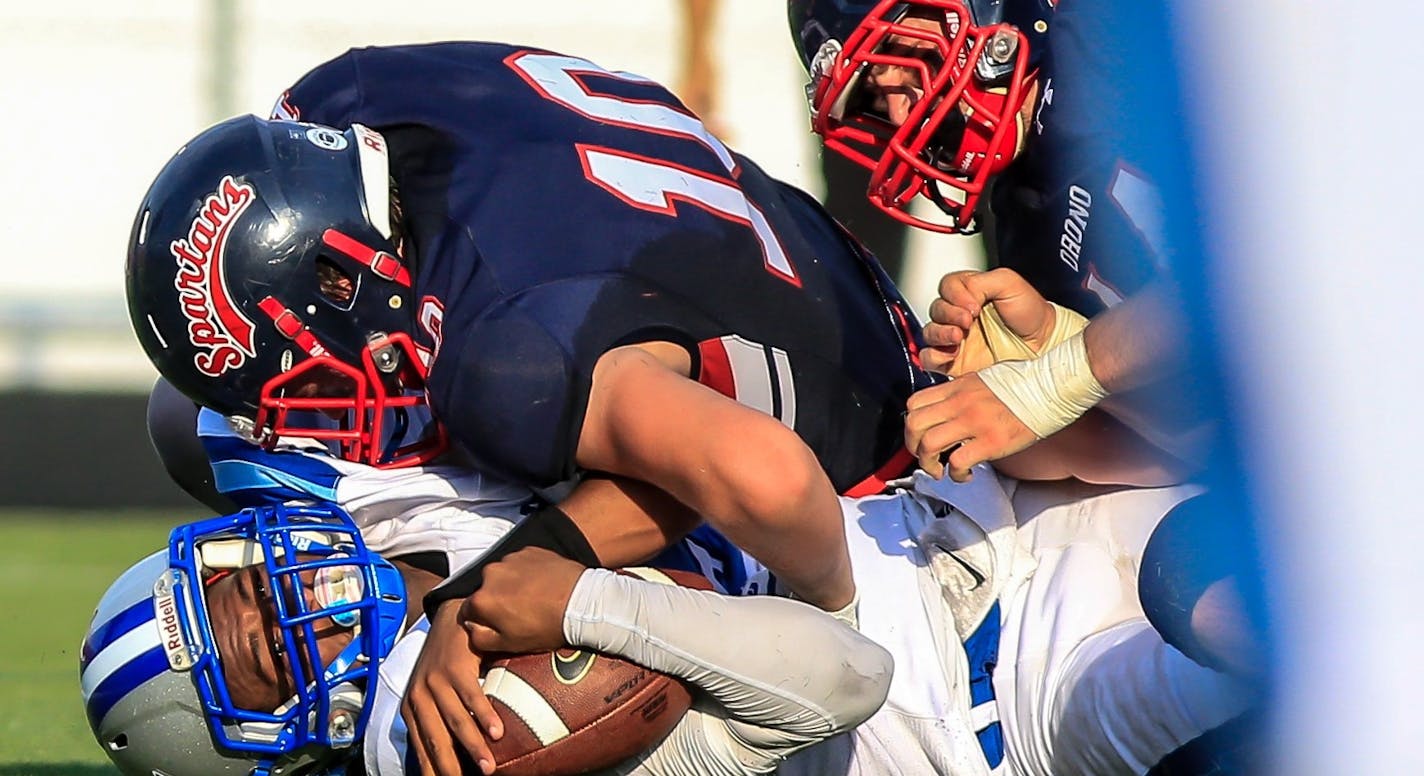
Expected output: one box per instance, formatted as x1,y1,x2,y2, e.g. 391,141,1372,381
80,598,158,672
210,457,341,503
84,645,169,731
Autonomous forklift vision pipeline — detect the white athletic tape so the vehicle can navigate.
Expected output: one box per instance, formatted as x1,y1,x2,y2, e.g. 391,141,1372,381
977,331,1108,439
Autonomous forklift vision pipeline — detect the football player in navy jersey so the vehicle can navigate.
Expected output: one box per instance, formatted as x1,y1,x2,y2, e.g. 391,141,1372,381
789,0,1264,719
125,41,939,774
789,0,1200,484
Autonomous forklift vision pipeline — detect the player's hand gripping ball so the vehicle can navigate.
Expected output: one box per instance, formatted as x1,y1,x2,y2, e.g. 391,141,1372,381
478,568,712,775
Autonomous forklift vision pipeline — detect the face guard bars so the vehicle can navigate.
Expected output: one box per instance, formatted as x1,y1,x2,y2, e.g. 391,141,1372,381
252,303,447,469
808,0,1034,233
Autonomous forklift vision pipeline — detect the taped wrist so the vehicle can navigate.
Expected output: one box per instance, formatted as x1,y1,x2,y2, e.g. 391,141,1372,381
422,504,600,619
976,330,1109,439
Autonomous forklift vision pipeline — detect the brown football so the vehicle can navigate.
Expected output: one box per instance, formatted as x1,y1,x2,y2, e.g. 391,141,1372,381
481,567,712,776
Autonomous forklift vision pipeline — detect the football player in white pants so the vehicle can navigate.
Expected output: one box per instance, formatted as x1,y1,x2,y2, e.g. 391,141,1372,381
85,405,891,776
453,468,1254,776
113,389,1251,775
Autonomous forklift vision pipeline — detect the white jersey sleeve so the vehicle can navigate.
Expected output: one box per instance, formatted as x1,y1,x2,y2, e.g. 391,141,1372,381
565,568,892,776
197,408,535,560
996,480,1255,776
365,617,431,776
363,566,892,776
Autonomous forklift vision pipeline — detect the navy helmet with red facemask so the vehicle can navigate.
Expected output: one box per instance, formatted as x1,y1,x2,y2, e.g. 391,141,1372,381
126,115,446,467
789,0,1054,233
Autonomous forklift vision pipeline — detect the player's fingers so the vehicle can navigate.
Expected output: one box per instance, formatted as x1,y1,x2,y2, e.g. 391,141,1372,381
919,346,958,375
455,687,503,746
922,320,968,349
904,379,955,413
917,449,945,479
905,393,961,456
903,399,944,453
433,685,497,775
908,416,972,481
927,297,976,332
946,437,993,482
403,710,437,776
452,668,505,743
465,620,503,653
936,271,981,313
456,592,481,626
962,267,1029,302
917,435,967,480
910,421,949,479
914,418,969,463
404,690,462,776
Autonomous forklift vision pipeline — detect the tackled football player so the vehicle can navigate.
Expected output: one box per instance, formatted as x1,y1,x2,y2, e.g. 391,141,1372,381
85,411,1252,776
125,41,937,774
81,498,890,776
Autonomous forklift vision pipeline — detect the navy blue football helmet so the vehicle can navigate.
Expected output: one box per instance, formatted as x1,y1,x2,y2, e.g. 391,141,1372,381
789,0,1054,232
126,115,445,467
80,502,407,776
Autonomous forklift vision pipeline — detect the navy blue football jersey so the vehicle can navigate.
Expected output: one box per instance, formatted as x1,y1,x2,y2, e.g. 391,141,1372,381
275,42,934,492
987,0,1171,317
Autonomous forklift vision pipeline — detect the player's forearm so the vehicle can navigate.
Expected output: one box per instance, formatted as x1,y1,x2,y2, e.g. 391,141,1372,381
558,476,700,567
566,568,891,740
581,344,855,612
1081,279,1188,394
685,429,854,613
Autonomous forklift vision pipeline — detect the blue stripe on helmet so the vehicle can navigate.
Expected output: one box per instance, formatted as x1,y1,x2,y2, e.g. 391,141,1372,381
80,598,157,672
210,457,341,504
84,645,170,731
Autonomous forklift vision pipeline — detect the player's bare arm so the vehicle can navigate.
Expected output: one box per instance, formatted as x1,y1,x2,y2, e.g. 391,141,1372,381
1081,279,1189,395
578,341,855,614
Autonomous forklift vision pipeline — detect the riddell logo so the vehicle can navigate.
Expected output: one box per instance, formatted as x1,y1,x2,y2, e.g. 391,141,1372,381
170,175,258,377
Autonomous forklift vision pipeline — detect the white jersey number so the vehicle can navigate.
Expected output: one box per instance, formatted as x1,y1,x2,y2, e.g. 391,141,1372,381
507,51,799,286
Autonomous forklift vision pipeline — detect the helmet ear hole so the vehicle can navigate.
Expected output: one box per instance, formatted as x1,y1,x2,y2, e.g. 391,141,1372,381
108,733,128,751
315,257,357,309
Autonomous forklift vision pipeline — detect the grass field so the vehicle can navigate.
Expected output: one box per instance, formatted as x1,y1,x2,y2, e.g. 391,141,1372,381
0,511,178,776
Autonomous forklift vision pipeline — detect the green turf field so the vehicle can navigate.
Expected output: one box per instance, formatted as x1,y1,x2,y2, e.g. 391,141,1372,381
0,511,177,775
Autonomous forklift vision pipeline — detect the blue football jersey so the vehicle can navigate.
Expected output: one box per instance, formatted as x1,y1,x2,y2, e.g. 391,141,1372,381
275,42,934,493
987,0,1172,317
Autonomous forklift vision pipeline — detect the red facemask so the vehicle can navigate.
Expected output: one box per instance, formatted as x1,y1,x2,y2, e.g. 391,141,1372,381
253,326,448,469
808,0,1036,233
